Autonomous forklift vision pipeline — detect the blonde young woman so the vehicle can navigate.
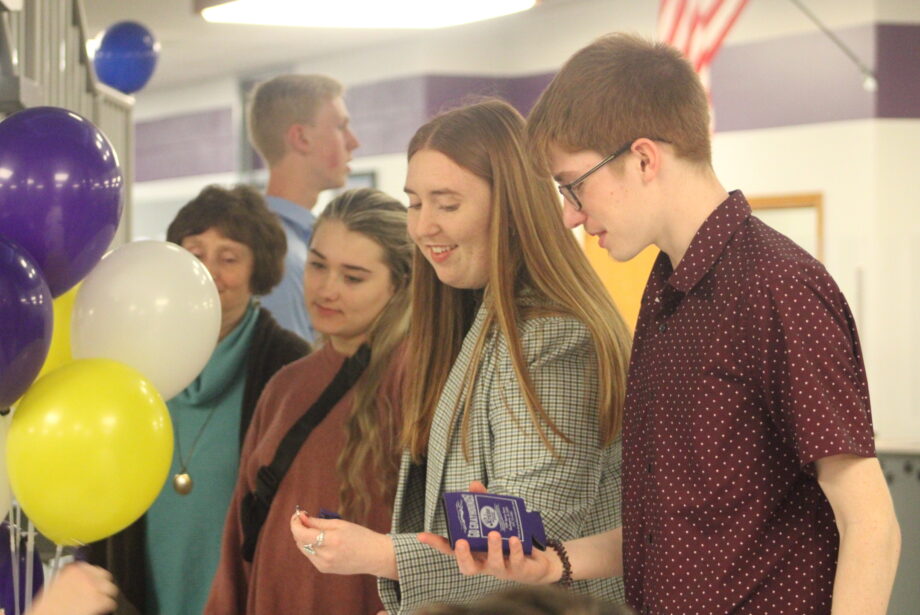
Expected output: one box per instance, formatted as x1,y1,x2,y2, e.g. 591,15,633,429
206,189,411,614
290,100,632,613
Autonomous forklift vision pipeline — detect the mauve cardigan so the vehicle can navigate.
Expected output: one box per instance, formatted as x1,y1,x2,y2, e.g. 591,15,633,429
204,342,403,615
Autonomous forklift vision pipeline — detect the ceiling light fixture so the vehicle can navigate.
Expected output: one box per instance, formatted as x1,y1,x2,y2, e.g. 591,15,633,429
198,0,537,30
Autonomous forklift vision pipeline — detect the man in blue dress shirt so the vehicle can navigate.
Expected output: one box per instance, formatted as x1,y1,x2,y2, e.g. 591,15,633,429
247,74,360,342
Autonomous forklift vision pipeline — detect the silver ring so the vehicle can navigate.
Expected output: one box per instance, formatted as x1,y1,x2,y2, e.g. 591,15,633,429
302,530,325,555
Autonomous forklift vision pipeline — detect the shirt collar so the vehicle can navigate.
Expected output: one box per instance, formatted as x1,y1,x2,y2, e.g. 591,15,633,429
264,195,316,232
665,190,751,294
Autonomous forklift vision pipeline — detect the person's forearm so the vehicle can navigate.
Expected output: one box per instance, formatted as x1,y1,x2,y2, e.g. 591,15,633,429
373,533,399,580
831,516,900,615
567,528,623,581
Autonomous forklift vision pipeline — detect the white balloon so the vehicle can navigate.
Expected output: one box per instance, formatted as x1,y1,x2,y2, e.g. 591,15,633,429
0,412,11,522
72,240,221,401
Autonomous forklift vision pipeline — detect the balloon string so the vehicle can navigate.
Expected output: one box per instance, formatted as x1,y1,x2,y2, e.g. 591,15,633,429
24,520,35,613
50,544,64,583
7,521,15,615
11,503,20,615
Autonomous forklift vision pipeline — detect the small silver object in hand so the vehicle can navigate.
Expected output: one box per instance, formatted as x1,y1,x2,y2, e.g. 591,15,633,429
302,530,325,555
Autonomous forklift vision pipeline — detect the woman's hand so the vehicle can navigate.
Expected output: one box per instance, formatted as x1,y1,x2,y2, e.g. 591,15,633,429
290,511,398,580
416,480,562,585
29,562,118,615
418,530,562,585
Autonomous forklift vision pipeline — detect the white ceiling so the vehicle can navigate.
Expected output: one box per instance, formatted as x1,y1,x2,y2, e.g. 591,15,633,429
81,0,566,92
84,0,430,91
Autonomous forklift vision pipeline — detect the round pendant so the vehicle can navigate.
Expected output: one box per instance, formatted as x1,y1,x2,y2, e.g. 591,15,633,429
173,472,193,495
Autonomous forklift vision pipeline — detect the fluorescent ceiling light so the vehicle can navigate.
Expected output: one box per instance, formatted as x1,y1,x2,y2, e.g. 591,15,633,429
200,0,537,29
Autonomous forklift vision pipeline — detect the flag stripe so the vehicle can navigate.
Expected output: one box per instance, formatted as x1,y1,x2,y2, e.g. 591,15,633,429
697,1,748,68
658,0,748,74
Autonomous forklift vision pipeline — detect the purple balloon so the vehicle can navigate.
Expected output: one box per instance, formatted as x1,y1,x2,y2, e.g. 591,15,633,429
0,235,53,409
0,106,124,297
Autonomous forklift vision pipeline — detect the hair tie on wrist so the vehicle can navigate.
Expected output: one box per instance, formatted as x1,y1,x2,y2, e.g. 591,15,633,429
545,539,573,588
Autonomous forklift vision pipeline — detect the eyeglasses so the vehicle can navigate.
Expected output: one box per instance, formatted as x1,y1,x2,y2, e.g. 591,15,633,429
557,138,670,212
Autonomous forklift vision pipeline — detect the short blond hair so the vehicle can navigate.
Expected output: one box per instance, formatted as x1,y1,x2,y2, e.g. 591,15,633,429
247,74,343,166
528,33,711,175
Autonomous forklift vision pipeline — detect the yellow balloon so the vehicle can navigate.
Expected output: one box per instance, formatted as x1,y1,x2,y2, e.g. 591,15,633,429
6,359,173,545
9,285,80,411
37,284,79,379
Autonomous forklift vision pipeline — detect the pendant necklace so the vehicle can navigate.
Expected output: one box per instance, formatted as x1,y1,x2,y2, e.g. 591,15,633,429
172,404,222,495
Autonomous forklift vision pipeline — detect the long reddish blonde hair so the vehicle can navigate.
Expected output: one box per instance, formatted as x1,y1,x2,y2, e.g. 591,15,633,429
401,100,632,462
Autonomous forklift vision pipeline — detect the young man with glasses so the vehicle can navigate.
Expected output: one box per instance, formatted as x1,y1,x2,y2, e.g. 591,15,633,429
425,33,900,615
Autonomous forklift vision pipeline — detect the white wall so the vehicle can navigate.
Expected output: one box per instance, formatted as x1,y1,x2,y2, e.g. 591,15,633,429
345,152,409,207
131,172,239,240
712,120,876,304
871,120,920,448
714,119,920,447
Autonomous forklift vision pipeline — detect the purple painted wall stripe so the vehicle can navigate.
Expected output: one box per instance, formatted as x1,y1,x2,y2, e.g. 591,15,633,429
345,76,428,159
134,23,920,182
135,108,235,182
710,24,876,132
876,24,920,119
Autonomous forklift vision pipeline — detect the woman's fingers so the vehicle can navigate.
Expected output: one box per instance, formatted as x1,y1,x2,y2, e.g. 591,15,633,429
455,539,485,576
484,531,508,575
507,536,526,570
289,514,323,552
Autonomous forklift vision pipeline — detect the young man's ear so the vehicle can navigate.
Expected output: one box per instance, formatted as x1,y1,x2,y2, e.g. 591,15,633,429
633,138,662,181
285,122,312,155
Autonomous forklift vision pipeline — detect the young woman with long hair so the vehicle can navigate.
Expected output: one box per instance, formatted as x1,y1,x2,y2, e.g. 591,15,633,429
290,100,632,613
206,188,411,614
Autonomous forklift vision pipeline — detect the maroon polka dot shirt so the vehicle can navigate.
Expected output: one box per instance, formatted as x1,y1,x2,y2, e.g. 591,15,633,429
622,191,876,614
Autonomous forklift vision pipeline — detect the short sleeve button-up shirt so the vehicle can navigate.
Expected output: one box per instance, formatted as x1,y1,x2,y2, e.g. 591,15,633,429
622,191,875,614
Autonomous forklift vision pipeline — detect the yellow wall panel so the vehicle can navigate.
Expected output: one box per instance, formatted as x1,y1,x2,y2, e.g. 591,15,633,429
583,235,658,332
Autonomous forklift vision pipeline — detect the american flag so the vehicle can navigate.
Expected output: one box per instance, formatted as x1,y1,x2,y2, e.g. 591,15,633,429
658,0,748,91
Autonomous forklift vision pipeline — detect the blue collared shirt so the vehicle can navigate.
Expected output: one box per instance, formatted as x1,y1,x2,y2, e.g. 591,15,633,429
261,196,315,343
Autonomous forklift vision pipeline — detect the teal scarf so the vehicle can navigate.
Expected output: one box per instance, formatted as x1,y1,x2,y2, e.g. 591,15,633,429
145,301,259,615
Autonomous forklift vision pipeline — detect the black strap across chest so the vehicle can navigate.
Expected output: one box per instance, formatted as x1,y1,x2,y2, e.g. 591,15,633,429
240,344,370,561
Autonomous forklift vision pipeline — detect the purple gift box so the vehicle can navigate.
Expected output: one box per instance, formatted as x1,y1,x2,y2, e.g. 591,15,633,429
441,492,547,555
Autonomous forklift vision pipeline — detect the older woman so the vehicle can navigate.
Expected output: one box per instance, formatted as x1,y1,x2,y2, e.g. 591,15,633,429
87,184,310,615
291,100,632,613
